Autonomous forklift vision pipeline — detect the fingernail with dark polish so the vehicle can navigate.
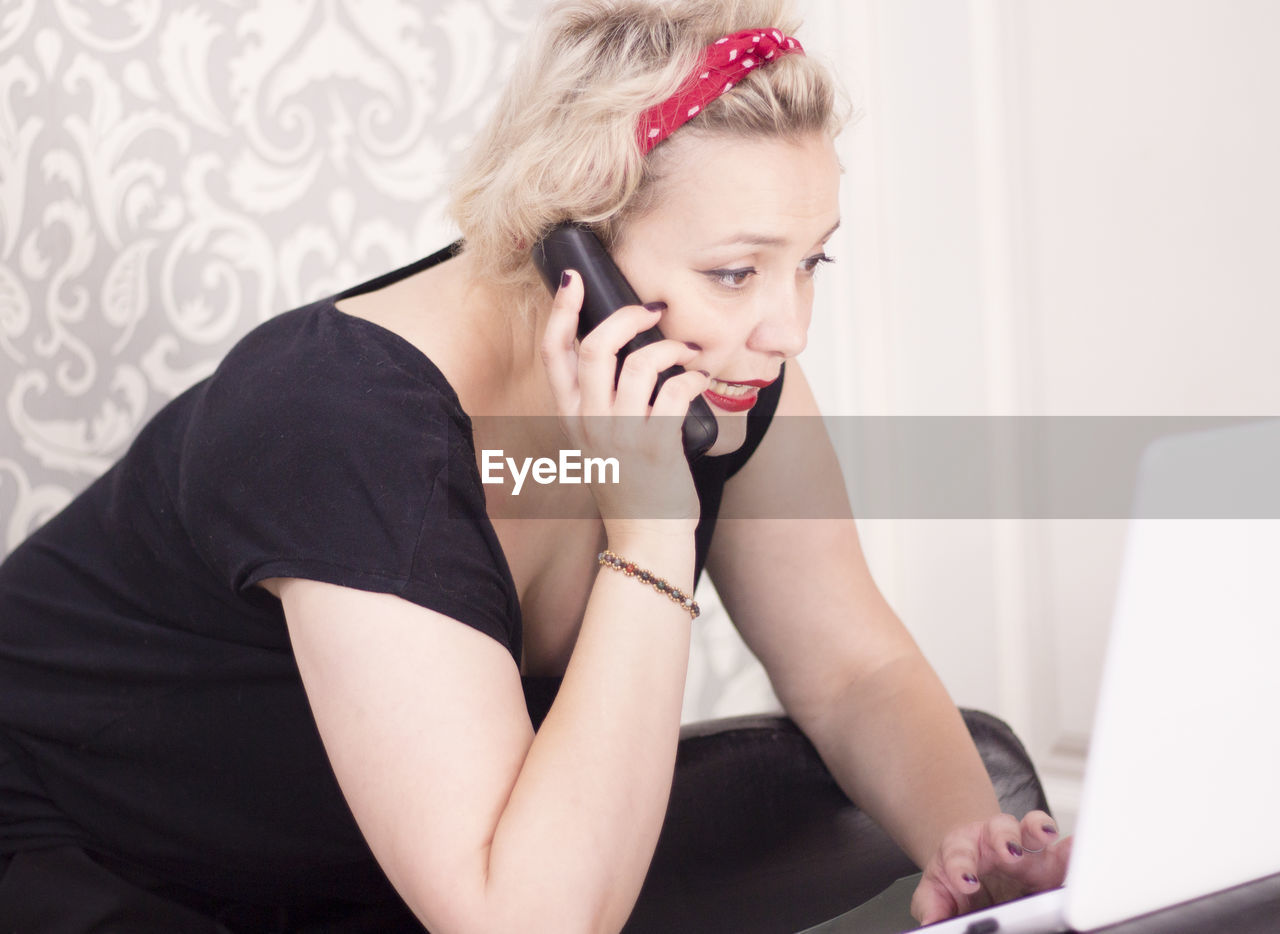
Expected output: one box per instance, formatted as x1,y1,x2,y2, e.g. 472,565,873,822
697,370,711,378
1008,842,1024,857
1043,824,1058,835
643,301,667,312
963,874,979,886
685,342,703,351
560,271,571,290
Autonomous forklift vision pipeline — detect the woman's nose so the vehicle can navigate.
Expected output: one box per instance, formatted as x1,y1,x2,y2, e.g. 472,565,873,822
748,289,810,358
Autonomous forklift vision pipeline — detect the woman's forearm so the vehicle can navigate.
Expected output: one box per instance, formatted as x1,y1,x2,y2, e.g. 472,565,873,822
801,652,1003,870
482,528,696,934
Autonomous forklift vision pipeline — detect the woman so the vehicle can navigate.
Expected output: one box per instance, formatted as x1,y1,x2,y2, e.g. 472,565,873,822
0,0,1070,930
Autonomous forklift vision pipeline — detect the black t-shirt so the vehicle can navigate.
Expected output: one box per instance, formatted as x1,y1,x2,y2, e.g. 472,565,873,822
0,244,783,914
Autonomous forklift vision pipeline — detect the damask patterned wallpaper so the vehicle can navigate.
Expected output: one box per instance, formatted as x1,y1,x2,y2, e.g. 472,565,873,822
0,0,534,539
0,0,781,720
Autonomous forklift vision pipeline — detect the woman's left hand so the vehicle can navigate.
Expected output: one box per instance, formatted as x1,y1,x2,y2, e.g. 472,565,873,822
909,810,1073,926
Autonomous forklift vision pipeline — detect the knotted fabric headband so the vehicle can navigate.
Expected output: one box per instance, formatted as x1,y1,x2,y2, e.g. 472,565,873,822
636,28,804,156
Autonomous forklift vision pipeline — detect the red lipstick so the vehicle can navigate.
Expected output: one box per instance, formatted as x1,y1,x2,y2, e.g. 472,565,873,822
703,376,772,413
703,387,757,412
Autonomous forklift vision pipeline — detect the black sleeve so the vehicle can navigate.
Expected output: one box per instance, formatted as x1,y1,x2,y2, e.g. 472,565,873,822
174,306,521,661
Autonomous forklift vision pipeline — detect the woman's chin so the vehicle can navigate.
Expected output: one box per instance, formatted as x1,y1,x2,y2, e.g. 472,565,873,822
703,412,748,458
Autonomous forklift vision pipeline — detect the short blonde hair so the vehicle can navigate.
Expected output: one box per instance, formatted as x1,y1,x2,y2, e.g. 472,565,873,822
447,0,847,318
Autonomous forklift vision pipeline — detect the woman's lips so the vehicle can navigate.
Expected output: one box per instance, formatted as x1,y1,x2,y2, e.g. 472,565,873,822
703,376,771,413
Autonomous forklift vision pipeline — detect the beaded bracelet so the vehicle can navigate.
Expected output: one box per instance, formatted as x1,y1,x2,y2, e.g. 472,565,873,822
597,550,700,620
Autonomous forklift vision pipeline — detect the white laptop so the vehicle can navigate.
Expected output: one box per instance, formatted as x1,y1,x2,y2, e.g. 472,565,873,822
812,419,1280,934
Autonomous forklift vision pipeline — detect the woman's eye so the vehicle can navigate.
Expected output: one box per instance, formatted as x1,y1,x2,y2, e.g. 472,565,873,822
703,267,757,290
801,252,835,275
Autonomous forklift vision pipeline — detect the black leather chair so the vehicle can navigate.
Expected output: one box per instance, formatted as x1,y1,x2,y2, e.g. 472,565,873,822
624,709,1051,933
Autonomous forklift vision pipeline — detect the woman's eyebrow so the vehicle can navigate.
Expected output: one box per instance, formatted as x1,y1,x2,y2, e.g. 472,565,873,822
707,219,841,249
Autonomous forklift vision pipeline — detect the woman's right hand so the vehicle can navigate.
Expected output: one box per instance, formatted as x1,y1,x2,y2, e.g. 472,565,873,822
540,269,711,537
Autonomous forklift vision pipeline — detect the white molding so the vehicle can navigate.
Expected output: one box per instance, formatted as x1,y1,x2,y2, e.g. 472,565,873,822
968,0,1035,741
969,0,1086,812
969,0,1024,417
840,0,904,598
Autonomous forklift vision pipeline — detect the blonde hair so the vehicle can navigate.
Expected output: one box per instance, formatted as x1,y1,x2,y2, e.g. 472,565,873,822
447,0,847,320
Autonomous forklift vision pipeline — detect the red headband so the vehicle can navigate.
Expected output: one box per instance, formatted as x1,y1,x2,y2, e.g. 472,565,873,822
636,29,805,155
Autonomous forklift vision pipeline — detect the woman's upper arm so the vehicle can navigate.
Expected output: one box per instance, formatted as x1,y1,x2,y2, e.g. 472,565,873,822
267,576,533,933
705,362,920,728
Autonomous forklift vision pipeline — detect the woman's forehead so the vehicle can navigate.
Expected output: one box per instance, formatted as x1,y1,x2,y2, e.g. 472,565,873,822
646,132,841,241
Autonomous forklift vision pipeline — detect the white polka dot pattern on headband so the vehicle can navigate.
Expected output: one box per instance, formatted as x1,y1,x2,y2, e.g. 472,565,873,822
636,27,806,155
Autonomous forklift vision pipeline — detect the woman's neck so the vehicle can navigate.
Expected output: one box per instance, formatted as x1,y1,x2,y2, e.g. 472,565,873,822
454,271,548,417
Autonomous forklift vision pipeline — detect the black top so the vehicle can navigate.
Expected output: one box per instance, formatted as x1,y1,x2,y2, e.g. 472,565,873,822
0,243,783,915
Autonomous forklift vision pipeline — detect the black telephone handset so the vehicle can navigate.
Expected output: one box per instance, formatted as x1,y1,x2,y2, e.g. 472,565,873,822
531,224,718,461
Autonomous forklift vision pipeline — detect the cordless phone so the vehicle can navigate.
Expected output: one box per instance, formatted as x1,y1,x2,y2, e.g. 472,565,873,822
532,224,718,460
